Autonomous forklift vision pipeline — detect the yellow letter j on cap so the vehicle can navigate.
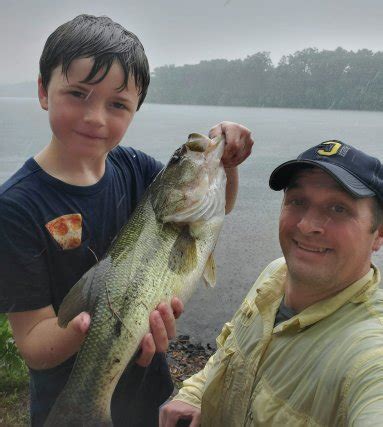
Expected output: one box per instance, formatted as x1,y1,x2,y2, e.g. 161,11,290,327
317,141,342,156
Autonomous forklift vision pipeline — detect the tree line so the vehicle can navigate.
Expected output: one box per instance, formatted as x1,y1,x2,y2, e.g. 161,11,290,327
146,48,383,111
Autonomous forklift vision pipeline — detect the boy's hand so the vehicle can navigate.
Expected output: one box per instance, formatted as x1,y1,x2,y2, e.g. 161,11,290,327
68,297,184,367
70,312,91,335
209,121,253,168
136,297,184,367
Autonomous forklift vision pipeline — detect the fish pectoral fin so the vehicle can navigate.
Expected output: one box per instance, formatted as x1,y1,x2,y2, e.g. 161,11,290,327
57,256,112,327
203,253,217,288
168,226,197,274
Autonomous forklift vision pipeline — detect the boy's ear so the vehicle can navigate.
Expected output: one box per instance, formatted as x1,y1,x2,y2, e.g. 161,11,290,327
38,76,48,111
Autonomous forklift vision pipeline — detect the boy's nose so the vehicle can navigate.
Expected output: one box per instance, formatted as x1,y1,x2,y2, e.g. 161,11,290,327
83,105,106,127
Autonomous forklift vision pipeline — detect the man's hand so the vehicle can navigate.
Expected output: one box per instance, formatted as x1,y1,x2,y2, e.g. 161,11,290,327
209,121,253,169
136,297,184,367
160,400,201,427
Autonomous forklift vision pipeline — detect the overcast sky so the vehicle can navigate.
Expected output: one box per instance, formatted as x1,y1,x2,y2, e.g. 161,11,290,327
1,0,382,84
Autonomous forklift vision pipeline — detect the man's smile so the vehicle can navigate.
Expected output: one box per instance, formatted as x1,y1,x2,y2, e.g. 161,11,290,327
293,239,331,254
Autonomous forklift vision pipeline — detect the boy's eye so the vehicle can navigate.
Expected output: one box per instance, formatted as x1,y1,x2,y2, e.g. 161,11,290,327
112,102,127,110
70,91,86,99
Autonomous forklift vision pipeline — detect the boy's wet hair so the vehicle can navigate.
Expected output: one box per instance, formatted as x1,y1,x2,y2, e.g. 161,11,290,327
39,14,150,110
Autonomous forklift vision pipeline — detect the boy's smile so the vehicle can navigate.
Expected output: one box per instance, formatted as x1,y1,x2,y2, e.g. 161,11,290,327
38,57,140,165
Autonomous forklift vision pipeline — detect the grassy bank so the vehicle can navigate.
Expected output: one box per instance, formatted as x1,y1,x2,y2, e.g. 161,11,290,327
0,369,29,426
0,314,29,426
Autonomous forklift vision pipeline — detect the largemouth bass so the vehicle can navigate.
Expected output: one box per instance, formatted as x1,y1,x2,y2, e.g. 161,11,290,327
45,133,227,426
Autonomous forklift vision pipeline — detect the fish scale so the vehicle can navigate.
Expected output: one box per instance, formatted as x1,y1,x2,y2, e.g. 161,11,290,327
45,133,226,426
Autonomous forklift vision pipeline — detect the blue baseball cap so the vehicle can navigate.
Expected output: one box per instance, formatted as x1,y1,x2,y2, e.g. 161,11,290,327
269,140,383,202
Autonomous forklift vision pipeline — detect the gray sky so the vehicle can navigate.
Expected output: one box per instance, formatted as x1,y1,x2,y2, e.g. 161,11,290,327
1,0,383,84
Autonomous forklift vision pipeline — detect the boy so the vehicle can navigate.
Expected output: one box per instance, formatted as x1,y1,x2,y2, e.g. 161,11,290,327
0,14,253,426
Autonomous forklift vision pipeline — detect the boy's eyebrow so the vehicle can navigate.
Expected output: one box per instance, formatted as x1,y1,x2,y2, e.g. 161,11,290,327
65,83,135,103
113,94,133,102
66,82,90,90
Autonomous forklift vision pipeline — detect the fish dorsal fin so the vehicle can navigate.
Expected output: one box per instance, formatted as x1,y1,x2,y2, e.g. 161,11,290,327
168,225,197,274
203,253,217,288
58,257,112,327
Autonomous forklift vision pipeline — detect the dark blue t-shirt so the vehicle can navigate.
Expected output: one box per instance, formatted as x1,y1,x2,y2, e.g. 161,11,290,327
0,146,172,426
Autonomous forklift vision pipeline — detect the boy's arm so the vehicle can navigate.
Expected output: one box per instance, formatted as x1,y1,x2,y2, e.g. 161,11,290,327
8,298,183,370
224,167,238,214
208,121,253,214
8,305,87,370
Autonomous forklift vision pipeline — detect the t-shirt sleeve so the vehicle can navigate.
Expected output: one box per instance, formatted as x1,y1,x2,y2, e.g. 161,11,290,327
112,146,164,190
0,199,51,312
134,149,164,188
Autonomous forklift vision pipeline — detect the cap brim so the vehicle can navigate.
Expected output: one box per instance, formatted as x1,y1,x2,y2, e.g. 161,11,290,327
269,160,375,198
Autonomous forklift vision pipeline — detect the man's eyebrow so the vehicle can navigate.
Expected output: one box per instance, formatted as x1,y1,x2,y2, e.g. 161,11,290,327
285,181,300,191
285,180,349,196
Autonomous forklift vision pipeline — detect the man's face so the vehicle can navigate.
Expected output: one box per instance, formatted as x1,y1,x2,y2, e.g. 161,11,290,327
38,57,140,159
279,167,383,290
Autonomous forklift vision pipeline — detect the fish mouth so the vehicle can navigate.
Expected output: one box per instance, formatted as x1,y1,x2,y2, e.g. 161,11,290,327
153,133,226,224
186,133,225,160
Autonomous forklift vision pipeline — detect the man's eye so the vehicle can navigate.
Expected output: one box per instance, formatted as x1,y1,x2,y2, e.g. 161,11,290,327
331,205,346,214
290,199,304,206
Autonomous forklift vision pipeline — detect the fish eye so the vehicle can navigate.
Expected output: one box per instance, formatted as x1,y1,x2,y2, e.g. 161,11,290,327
168,146,187,166
168,154,181,166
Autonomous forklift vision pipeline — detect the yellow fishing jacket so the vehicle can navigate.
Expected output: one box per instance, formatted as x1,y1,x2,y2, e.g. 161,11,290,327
174,258,383,426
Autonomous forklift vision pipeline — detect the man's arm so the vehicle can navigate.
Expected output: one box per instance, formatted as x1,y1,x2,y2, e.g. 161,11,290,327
208,121,253,214
8,298,183,370
345,347,383,426
160,320,235,427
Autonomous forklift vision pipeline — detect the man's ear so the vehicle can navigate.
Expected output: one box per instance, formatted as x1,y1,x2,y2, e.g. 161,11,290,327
38,76,48,111
372,225,383,252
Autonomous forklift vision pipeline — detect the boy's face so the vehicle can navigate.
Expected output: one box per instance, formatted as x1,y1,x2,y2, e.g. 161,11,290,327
38,57,140,159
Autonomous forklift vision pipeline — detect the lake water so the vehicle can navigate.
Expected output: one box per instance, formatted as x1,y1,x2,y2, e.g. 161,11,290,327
1,98,383,343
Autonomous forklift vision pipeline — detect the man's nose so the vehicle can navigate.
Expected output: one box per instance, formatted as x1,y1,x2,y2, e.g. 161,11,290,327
297,209,328,234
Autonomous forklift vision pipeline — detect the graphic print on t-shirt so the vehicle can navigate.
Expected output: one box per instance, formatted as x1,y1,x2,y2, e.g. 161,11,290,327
45,214,83,250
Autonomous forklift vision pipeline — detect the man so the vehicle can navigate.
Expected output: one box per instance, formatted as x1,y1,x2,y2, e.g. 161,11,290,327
160,140,383,426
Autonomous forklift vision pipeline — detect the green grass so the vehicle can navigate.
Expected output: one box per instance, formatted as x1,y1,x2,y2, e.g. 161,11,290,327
0,314,29,426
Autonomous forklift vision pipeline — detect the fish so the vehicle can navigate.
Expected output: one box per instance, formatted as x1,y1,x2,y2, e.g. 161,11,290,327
44,132,227,426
